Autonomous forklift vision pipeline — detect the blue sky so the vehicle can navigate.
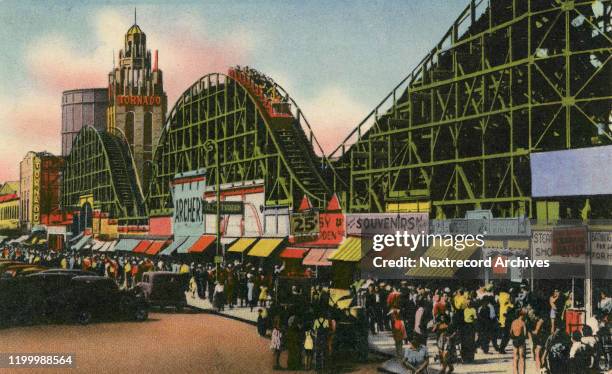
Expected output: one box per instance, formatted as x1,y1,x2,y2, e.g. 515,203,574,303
0,0,468,180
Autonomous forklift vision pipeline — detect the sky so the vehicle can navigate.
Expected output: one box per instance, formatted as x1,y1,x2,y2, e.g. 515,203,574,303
0,0,468,181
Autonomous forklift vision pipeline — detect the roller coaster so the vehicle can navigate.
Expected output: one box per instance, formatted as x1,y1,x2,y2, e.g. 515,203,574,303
61,0,612,223
330,0,611,218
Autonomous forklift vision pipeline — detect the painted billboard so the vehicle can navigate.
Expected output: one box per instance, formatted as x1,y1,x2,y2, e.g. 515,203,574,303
531,145,612,197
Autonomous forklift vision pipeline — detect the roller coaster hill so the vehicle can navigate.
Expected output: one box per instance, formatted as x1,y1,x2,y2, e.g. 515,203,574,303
61,0,612,234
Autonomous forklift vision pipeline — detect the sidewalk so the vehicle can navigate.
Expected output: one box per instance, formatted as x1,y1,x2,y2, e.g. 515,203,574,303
186,295,533,373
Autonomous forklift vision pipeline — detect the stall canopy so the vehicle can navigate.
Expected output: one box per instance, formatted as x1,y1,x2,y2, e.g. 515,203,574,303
247,238,285,258
72,235,92,251
188,235,216,254
92,240,105,251
175,236,200,254
114,238,141,252
133,240,153,254
227,238,258,253
159,237,189,256
99,241,115,252
9,235,29,244
145,240,170,255
106,241,117,252
280,247,308,259
329,236,370,262
302,248,336,267
406,243,480,278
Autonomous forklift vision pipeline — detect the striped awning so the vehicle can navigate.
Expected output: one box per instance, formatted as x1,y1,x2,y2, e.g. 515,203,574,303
159,236,189,256
247,238,284,258
133,240,153,254
329,236,370,262
98,241,113,252
72,235,92,251
280,247,308,259
92,240,105,251
9,235,29,244
406,243,480,278
176,236,200,254
302,248,336,267
227,238,258,253
114,239,141,252
145,240,169,255
188,235,216,254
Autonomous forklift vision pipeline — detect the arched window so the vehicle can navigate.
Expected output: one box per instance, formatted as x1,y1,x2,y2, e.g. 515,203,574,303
125,112,135,146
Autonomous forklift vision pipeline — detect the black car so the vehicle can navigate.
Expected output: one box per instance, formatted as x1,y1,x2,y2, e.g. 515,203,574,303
63,276,148,324
37,269,97,276
136,272,188,311
0,272,75,325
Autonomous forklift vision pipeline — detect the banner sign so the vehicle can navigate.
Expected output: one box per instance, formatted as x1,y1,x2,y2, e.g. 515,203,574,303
431,217,530,237
172,174,206,237
202,201,244,215
532,230,612,266
116,95,161,106
346,213,428,236
316,213,345,245
552,227,587,256
32,157,41,225
589,231,612,265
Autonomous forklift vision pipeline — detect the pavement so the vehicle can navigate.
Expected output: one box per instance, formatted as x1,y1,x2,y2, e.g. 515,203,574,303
186,294,538,373
1,312,383,374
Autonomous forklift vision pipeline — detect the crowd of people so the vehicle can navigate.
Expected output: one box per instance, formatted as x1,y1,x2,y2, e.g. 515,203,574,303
359,280,611,373
2,243,611,373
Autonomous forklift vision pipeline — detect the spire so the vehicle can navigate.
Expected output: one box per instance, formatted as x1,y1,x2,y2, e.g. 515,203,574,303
134,7,137,25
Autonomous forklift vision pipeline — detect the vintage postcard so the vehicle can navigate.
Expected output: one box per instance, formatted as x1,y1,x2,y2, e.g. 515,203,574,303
0,1,611,373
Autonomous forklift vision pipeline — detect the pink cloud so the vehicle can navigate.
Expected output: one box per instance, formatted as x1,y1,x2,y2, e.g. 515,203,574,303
0,8,255,182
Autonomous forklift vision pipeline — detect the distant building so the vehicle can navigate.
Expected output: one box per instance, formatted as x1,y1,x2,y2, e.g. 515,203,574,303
107,20,167,193
0,181,20,232
19,151,64,231
61,88,108,157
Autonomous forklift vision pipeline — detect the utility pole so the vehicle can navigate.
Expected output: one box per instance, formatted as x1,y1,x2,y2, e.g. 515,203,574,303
204,139,221,280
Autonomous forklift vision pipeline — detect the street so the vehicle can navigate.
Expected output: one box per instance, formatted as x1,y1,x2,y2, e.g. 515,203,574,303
0,311,383,374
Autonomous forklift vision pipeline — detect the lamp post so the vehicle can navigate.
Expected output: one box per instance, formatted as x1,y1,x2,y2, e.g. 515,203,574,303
204,139,221,280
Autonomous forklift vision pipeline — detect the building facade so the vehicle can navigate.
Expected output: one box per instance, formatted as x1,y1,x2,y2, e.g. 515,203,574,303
0,181,20,232
19,152,63,231
107,22,167,193
61,88,108,157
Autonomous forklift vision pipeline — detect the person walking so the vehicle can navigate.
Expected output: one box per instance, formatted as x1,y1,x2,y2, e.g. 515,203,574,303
304,325,314,370
461,299,477,362
391,308,407,358
510,309,528,374
270,317,283,370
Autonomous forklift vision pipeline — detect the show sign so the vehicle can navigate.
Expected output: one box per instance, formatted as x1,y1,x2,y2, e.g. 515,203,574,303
346,213,428,236
172,174,206,237
532,230,612,266
552,227,587,256
116,95,161,106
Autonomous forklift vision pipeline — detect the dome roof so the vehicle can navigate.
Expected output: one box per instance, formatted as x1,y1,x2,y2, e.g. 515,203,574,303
127,24,143,35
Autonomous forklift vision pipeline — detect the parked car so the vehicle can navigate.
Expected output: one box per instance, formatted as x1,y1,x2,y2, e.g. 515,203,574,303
0,272,73,325
37,269,96,276
63,276,148,324
136,271,188,311
0,264,46,278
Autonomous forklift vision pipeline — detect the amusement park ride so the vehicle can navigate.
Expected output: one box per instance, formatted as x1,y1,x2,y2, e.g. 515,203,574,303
61,0,612,226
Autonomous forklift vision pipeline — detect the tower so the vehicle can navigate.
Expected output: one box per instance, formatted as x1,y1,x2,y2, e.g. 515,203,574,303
107,16,167,194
